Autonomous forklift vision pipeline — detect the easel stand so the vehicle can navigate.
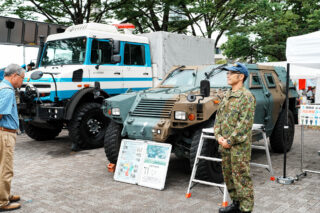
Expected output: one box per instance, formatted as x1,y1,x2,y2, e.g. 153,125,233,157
296,125,320,180
185,124,274,207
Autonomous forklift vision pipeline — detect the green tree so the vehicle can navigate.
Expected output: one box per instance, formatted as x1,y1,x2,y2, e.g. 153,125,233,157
222,0,320,62
0,0,128,25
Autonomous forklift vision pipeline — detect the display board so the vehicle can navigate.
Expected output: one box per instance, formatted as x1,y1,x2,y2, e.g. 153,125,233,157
299,104,320,126
114,139,172,190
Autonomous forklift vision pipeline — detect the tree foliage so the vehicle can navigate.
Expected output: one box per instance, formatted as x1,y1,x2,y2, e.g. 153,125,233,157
1,0,320,61
222,0,320,62
0,0,128,25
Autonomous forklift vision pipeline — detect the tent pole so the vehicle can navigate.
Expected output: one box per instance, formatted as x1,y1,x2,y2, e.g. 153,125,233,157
277,63,295,184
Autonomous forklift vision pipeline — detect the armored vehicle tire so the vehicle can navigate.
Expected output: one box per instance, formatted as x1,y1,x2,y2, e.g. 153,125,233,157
190,127,223,183
270,109,295,153
23,122,62,141
104,120,122,164
68,102,109,149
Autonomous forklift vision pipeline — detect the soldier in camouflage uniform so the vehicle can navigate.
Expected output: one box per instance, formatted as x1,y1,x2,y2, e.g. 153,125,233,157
214,63,256,213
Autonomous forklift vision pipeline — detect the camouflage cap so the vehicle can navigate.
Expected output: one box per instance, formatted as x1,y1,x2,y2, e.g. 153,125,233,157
223,62,248,78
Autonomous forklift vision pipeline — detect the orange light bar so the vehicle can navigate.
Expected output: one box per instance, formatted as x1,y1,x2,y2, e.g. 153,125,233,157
188,113,195,121
77,84,82,88
213,100,220,104
113,23,135,29
108,109,112,115
84,84,90,88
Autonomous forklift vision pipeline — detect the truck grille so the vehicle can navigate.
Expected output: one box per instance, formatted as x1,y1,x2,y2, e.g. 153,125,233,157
132,99,176,118
21,84,51,88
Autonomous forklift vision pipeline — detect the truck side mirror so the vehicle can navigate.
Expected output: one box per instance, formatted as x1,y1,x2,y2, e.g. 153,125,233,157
113,40,120,54
200,80,210,97
111,55,121,64
31,71,43,80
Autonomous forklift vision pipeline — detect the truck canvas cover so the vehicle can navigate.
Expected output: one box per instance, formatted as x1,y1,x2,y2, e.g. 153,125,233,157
141,31,215,78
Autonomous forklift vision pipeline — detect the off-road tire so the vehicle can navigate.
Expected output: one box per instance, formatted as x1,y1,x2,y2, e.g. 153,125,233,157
68,102,109,149
24,122,62,141
104,120,122,163
270,109,295,153
189,121,223,183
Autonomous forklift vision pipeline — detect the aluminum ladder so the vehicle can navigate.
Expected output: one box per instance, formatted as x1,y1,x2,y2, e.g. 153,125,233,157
185,124,274,207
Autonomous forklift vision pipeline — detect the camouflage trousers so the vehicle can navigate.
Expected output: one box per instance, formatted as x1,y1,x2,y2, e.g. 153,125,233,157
221,143,254,212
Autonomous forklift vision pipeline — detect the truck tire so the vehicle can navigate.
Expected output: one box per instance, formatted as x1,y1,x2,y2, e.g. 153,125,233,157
270,109,295,153
24,122,62,141
68,102,109,149
104,120,122,163
189,123,223,183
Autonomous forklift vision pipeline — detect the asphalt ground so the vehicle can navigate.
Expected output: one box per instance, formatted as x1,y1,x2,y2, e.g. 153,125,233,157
10,125,320,213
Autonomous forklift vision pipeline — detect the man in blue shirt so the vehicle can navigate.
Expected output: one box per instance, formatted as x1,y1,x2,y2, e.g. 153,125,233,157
0,64,25,211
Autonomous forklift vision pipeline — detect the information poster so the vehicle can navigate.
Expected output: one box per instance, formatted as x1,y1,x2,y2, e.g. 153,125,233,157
299,104,320,126
138,142,172,190
114,139,172,190
114,140,144,184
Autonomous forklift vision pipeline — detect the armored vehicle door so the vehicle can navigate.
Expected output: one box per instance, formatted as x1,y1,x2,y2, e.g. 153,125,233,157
89,38,125,94
246,70,272,132
261,70,285,130
122,42,153,91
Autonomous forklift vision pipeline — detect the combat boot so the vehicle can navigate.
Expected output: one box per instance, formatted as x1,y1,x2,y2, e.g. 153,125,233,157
218,201,239,213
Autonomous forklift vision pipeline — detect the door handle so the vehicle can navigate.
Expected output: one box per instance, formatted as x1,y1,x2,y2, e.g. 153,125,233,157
143,72,149,75
114,72,121,75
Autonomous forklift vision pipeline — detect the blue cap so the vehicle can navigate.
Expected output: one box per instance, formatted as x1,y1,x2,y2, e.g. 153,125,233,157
223,62,248,78
21,64,26,69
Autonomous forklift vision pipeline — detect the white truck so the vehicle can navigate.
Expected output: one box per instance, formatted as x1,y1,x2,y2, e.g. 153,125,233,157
18,23,215,150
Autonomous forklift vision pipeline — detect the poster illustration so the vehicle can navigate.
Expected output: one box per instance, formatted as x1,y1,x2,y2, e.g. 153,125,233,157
113,139,172,190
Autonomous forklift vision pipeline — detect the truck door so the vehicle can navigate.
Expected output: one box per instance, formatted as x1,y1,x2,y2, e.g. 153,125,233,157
247,70,272,132
89,39,125,95
261,71,285,128
122,42,152,91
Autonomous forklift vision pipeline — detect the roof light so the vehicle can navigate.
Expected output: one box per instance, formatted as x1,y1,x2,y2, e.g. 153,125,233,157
113,23,135,29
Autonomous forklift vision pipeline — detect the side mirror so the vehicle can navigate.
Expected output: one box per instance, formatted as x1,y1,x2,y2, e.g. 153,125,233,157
187,94,196,102
111,55,121,64
200,80,210,97
30,71,43,80
113,40,120,54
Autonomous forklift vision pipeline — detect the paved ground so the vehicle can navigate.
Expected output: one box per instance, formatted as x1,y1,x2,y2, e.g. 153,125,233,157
10,126,320,213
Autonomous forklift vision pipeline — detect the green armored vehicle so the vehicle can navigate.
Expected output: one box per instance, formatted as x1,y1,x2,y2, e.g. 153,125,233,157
102,64,298,182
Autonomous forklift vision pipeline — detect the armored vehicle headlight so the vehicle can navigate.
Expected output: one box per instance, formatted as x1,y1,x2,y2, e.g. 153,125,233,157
175,111,186,120
112,108,120,116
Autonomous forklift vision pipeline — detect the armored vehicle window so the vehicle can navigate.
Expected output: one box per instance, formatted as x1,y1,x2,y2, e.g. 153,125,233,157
91,39,112,64
249,73,262,88
162,69,195,86
124,43,145,65
41,37,87,66
265,73,276,88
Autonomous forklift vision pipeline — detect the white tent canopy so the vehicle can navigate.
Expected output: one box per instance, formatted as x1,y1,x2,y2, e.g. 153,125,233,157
286,31,320,103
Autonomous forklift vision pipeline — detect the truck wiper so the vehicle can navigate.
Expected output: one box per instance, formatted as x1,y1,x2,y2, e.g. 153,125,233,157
205,64,227,79
165,65,186,79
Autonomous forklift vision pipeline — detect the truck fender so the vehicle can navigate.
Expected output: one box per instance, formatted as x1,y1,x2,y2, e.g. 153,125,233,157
65,87,109,120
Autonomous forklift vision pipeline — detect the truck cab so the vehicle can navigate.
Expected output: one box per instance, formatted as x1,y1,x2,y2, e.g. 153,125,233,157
18,23,154,150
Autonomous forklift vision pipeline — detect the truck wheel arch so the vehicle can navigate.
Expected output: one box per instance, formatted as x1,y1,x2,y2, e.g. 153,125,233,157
65,88,109,120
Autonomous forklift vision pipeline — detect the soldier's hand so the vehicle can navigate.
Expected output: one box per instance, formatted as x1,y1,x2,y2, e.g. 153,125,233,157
218,137,225,145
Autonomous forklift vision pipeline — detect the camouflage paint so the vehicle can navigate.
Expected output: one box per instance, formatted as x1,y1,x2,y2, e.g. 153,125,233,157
103,64,299,149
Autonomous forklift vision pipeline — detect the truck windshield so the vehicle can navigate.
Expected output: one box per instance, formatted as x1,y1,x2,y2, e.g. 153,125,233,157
195,70,229,88
41,37,87,66
161,69,196,87
208,71,229,87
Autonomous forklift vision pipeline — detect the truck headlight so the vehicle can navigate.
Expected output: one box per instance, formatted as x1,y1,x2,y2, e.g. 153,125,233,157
112,108,120,116
175,111,186,120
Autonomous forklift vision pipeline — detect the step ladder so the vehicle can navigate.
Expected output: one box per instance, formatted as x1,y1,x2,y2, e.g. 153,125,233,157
185,124,274,207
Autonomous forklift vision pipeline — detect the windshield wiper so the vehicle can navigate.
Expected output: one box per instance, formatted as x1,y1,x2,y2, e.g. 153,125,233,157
165,65,186,79
205,63,227,79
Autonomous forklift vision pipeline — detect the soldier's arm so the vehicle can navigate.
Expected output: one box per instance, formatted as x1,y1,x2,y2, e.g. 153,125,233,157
228,95,256,145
